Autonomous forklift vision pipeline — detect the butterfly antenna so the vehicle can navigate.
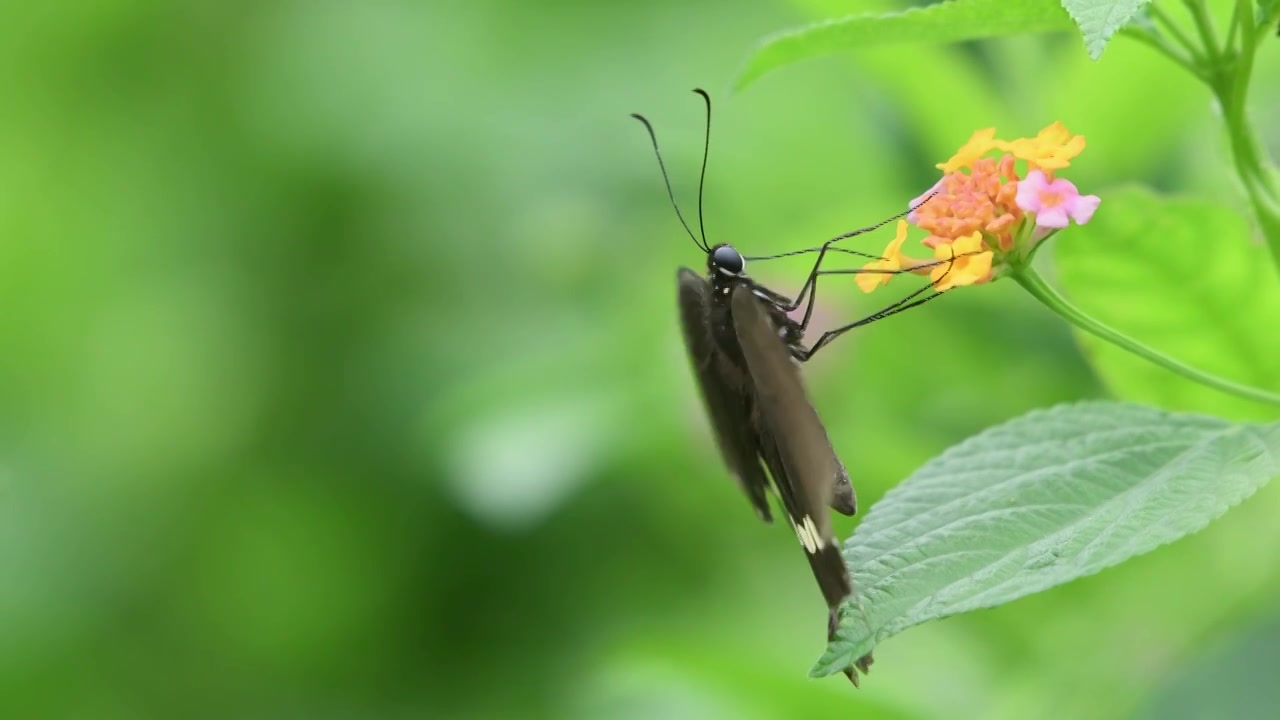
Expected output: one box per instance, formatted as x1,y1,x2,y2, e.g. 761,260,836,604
746,191,941,262
693,88,713,250
827,190,938,243
630,112,708,252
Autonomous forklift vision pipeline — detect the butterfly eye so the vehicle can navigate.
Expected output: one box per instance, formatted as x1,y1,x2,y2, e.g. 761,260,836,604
711,245,745,275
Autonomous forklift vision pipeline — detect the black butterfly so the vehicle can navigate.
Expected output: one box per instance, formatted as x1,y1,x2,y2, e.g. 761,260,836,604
632,90,950,684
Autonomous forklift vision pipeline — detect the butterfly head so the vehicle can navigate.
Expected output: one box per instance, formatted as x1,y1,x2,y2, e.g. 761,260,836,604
708,243,745,277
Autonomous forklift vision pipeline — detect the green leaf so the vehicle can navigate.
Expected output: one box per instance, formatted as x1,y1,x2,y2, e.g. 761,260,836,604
1054,187,1280,421
816,401,1280,677
1060,0,1152,59
736,0,1076,91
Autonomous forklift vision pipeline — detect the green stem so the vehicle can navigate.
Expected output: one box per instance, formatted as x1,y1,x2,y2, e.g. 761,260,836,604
1127,1,1280,273
1012,265,1280,408
1181,0,1221,64
1149,3,1206,64
1215,0,1280,271
1222,0,1259,178
1118,27,1207,81
1224,1,1240,51
1222,96,1280,247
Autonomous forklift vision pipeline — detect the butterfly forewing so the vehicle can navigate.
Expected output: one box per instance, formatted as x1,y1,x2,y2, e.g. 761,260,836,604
729,285,852,609
677,268,773,522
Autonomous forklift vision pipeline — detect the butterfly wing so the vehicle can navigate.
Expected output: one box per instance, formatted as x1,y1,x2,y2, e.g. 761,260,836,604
830,448,857,516
730,285,851,609
677,268,773,522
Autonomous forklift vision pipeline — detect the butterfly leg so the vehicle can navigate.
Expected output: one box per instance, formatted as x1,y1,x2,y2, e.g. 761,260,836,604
791,248,966,362
794,284,946,362
827,606,875,687
760,258,950,342
758,227,872,315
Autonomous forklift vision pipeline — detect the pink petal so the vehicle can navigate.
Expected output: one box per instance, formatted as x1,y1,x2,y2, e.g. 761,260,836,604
1044,176,1079,197
1036,206,1069,229
1015,170,1049,213
1068,194,1101,225
1015,185,1041,213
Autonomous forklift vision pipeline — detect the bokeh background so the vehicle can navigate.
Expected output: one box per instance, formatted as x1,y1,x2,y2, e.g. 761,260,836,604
3,0,1280,718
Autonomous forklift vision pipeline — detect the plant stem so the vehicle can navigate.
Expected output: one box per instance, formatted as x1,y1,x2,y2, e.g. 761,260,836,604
1118,27,1207,81
1225,1,1240,51
1220,94,1280,252
1182,0,1221,64
1012,265,1280,408
1212,0,1280,272
1128,0,1280,272
1149,3,1206,64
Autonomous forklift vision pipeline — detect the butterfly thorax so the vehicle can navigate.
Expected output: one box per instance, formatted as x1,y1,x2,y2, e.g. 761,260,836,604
706,272,750,368
705,243,806,363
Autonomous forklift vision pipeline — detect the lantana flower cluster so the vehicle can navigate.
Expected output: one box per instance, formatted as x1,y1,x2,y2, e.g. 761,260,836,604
857,122,1101,293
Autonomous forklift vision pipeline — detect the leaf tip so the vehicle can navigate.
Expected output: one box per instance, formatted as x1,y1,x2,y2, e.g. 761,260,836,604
732,27,794,93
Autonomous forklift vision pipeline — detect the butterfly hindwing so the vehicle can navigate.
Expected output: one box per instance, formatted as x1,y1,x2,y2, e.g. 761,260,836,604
677,268,773,522
829,435,857,516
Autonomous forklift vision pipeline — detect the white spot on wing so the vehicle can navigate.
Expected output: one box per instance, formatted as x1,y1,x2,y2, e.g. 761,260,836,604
794,514,824,553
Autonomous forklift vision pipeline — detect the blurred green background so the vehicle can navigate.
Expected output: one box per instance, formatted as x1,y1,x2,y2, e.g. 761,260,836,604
2,0,1280,718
